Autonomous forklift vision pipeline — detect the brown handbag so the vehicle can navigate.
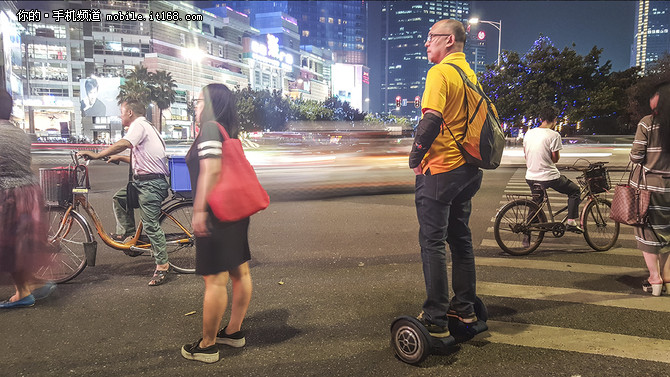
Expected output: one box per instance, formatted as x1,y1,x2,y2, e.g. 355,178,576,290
610,163,651,225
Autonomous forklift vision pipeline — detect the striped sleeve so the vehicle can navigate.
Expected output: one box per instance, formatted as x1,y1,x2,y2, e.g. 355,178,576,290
197,122,223,159
630,117,649,164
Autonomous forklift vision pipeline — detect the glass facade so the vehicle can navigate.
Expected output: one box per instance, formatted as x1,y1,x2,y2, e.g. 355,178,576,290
225,1,367,64
381,1,471,115
633,0,670,72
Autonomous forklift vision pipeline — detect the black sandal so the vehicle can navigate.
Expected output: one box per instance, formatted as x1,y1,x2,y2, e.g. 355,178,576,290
148,269,169,286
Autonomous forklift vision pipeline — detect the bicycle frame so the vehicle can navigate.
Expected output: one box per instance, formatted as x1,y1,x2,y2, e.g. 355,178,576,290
522,183,599,233
52,152,194,259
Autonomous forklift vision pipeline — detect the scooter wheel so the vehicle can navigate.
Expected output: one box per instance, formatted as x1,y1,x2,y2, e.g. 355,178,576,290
390,317,431,365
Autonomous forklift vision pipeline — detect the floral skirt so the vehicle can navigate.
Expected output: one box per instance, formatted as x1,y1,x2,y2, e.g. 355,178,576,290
0,184,50,275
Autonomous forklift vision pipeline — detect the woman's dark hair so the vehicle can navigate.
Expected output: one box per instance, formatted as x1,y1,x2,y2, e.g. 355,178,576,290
653,82,670,153
0,88,13,120
200,83,239,138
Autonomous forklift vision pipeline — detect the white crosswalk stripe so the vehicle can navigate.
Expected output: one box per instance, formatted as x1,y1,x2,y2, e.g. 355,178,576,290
466,168,670,365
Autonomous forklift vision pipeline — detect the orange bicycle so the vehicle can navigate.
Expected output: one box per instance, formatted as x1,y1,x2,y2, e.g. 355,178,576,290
36,151,195,283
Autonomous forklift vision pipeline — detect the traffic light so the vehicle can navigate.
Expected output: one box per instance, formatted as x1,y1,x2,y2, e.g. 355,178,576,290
414,96,420,108
395,96,401,109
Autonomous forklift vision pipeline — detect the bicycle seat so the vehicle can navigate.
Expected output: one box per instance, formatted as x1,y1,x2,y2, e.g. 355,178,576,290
531,183,546,191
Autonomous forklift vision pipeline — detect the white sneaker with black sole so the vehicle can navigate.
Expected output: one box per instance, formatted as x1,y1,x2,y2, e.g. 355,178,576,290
216,326,246,347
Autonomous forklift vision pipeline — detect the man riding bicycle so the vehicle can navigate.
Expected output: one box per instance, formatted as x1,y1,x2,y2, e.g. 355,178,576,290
523,106,582,246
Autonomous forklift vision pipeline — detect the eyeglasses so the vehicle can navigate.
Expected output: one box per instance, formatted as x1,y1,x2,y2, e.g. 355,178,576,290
425,33,451,43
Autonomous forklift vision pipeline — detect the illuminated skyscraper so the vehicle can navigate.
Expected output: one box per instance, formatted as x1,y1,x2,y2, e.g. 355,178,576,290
633,0,670,72
381,1,473,115
223,1,367,65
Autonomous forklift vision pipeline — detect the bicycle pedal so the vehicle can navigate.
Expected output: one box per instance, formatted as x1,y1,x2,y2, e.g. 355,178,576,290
123,248,144,257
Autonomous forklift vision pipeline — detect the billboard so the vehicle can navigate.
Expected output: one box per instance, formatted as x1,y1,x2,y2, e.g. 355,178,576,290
79,77,121,117
331,64,370,112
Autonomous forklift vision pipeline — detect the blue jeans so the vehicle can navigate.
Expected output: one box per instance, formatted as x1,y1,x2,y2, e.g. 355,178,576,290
415,164,482,327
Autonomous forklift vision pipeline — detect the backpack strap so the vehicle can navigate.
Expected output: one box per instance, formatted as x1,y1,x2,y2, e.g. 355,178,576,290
443,63,472,144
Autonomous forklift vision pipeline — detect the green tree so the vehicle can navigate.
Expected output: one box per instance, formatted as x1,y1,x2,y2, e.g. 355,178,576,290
117,66,177,133
117,78,151,107
626,54,670,129
150,70,177,132
480,37,639,134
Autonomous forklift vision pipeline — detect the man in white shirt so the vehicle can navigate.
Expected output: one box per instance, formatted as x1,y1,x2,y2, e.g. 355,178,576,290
523,107,582,234
80,100,171,286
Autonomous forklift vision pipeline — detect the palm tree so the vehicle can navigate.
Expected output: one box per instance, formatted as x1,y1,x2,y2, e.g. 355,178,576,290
150,70,177,133
117,79,151,107
126,65,151,87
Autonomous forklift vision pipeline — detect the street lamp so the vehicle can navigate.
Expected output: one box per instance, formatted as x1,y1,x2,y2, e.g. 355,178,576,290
469,18,502,67
182,47,205,137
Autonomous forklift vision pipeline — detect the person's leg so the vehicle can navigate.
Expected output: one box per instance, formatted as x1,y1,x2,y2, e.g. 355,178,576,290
658,251,670,283
112,186,136,236
526,179,545,206
415,174,450,327
548,175,581,220
9,270,32,301
447,170,483,317
225,262,252,334
201,271,230,347
136,180,169,271
642,250,663,296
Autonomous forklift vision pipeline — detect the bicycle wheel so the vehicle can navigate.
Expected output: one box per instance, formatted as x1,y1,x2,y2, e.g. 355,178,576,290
582,198,619,251
160,200,196,273
36,206,93,283
494,199,546,256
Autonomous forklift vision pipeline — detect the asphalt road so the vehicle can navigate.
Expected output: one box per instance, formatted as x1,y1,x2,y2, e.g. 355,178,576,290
1,148,668,376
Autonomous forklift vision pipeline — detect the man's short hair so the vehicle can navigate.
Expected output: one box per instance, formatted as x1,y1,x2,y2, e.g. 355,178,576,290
539,107,558,123
0,88,13,120
443,19,466,44
85,78,98,93
122,100,146,116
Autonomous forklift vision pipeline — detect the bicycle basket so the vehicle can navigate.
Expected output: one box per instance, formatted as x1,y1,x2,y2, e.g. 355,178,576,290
39,167,76,204
583,164,610,194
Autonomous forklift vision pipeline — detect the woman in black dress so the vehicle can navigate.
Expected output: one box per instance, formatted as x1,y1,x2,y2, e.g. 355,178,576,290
181,84,253,363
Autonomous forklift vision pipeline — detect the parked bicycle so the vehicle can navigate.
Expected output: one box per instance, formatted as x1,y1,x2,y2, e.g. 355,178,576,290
35,151,195,283
493,160,620,256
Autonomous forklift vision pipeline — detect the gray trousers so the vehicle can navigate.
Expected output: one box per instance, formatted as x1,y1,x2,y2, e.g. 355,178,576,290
113,178,169,265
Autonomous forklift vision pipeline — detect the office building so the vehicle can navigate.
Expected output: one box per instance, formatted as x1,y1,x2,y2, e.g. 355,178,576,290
0,1,26,125
18,0,254,140
381,1,471,116
633,0,670,72
224,1,367,65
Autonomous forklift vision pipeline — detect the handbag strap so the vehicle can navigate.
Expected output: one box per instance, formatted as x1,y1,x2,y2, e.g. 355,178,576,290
618,161,632,185
207,121,231,141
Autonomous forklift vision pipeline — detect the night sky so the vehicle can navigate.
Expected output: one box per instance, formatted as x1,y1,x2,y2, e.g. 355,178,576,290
367,1,637,112
469,1,636,71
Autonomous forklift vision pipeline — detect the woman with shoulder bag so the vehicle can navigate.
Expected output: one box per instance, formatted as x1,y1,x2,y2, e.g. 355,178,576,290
181,84,253,363
630,83,670,296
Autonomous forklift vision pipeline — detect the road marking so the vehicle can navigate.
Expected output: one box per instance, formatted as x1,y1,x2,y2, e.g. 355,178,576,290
475,256,647,275
484,227,636,241
479,238,640,256
478,281,669,312
484,321,670,364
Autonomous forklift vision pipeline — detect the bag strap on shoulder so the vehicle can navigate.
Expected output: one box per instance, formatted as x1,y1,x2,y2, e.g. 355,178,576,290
207,121,231,141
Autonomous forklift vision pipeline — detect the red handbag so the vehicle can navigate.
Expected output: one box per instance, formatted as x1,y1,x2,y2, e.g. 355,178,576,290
206,122,269,222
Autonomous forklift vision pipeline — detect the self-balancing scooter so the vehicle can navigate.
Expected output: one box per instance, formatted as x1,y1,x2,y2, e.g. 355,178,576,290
390,296,489,365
